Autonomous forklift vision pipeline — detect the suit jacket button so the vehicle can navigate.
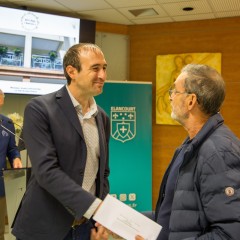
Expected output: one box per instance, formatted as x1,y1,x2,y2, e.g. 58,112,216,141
225,187,234,196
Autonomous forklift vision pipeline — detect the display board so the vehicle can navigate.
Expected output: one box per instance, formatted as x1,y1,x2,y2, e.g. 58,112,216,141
96,81,152,211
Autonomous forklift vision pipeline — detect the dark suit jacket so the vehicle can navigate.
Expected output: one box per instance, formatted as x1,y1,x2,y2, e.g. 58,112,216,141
0,114,21,196
12,86,110,240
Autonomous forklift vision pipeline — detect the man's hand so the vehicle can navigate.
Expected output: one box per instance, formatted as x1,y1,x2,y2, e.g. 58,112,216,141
135,235,144,240
91,222,109,240
13,158,22,168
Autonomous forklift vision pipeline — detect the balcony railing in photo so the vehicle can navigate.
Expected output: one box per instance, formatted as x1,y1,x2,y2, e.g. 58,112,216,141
32,54,63,70
0,52,63,71
0,52,23,67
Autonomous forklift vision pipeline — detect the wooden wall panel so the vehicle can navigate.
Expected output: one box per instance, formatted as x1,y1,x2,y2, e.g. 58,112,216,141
97,17,240,209
96,22,128,35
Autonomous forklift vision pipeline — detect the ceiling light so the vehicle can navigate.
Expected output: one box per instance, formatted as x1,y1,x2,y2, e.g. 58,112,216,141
129,8,158,17
182,7,194,11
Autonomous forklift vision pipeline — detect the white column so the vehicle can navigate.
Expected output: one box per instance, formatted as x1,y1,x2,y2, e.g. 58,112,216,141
23,34,32,68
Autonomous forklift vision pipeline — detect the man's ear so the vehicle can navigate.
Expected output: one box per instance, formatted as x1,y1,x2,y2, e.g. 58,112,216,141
188,94,198,109
66,65,76,78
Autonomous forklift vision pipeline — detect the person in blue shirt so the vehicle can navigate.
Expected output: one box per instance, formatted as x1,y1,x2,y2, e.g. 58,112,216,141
0,89,22,240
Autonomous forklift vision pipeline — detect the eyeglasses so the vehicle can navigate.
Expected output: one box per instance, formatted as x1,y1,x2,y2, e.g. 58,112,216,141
168,89,188,97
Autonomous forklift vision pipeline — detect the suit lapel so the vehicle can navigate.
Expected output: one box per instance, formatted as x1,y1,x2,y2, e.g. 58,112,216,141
55,86,84,140
95,110,106,168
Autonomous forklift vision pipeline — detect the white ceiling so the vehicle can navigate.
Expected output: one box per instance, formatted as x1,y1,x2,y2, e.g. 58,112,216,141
1,0,240,25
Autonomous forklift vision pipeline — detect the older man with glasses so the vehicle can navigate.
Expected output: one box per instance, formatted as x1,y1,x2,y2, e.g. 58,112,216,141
136,64,240,240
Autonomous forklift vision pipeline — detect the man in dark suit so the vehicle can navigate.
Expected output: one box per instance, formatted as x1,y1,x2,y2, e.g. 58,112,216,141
0,89,22,240
12,43,110,240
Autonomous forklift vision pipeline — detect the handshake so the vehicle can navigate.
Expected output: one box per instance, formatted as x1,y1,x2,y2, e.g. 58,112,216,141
91,223,144,240
91,194,161,240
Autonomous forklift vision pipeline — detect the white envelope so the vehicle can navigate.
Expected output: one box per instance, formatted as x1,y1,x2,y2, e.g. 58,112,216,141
93,194,162,240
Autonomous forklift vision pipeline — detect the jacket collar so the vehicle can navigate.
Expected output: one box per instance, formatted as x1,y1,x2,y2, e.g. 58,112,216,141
181,113,224,163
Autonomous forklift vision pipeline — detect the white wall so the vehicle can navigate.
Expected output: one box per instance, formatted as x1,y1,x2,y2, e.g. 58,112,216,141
95,32,129,81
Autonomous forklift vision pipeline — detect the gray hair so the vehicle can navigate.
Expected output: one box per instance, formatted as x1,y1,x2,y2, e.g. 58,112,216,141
181,64,225,116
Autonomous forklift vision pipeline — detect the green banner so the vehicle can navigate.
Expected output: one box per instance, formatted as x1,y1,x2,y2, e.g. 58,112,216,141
96,81,152,211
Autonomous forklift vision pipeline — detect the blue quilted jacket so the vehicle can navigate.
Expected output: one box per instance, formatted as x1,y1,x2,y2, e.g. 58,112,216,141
155,113,240,240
